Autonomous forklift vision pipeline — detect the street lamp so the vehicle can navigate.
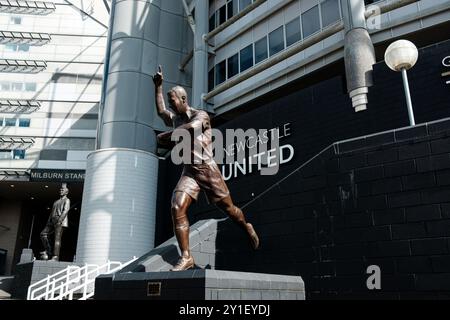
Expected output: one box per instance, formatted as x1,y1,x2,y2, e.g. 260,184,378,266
385,40,419,126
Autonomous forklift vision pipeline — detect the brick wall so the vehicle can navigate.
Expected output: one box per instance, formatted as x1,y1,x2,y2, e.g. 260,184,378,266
210,118,450,299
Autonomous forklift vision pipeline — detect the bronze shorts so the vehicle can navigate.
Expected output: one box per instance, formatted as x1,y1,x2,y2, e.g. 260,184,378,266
173,163,230,203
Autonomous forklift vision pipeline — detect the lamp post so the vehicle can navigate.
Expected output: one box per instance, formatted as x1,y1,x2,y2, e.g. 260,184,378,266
385,40,419,126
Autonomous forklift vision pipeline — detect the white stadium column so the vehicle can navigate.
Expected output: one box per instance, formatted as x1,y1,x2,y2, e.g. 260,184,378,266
76,149,158,265
76,0,165,264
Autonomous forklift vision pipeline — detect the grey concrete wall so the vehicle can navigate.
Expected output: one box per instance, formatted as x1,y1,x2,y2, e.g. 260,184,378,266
0,201,22,275
12,260,80,299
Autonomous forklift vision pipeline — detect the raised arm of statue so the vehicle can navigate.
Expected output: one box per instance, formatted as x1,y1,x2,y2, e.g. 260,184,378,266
152,65,174,127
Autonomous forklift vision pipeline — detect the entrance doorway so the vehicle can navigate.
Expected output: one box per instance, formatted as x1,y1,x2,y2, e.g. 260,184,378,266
0,181,83,273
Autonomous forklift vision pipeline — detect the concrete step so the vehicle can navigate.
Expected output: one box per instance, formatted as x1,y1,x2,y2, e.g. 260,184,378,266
0,276,14,299
0,289,12,299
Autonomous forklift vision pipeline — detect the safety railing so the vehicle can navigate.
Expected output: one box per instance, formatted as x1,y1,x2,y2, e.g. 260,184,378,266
27,265,81,300
27,257,137,300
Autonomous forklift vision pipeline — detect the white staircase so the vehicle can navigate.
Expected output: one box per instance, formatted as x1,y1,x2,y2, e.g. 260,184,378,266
27,257,137,300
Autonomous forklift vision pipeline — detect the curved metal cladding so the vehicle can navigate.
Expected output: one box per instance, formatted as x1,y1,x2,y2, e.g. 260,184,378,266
192,0,208,109
76,149,158,265
78,0,192,264
98,0,156,153
98,0,192,153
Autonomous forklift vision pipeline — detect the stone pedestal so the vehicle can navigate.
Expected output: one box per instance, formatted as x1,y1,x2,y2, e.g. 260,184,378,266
12,260,79,299
95,269,305,300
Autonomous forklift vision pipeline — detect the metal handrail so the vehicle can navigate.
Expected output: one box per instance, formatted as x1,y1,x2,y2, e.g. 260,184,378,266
27,265,80,299
28,264,96,300
27,257,137,300
63,259,136,300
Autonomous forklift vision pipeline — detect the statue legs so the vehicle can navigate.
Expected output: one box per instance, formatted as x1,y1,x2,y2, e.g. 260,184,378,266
40,222,64,261
170,191,194,271
216,195,260,250
52,225,64,261
40,225,52,260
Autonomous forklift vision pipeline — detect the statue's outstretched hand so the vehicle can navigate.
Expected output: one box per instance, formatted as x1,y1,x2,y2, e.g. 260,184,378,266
152,65,163,87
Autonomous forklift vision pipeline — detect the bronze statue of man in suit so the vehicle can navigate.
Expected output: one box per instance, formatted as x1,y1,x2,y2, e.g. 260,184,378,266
153,66,260,271
40,184,70,261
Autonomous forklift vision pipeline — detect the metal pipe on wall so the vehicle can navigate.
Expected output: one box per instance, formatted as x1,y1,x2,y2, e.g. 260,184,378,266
192,0,208,109
365,0,420,18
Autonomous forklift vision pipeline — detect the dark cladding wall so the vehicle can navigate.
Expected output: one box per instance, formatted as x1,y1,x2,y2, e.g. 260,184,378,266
156,40,450,298
213,118,450,299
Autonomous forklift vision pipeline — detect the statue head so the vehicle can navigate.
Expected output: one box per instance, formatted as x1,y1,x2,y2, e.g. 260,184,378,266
167,86,189,115
60,183,69,197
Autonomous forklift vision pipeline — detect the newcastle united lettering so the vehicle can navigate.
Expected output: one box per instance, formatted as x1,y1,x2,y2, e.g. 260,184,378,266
442,56,450,67
170,123,295,180
442,55,450,85
221,123,294,181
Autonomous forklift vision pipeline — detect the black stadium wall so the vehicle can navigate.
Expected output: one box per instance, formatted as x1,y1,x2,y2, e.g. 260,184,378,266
155,39,450,299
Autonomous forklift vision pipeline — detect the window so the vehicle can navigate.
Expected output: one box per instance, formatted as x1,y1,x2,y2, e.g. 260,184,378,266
254,36,268,64
285,17,302,47
10,16,22,25
0,81,36,92
208,68,215,91
218,5,226,25
18,118,30,127
18,44,30,52
227,0,238,20
240,44,253,72
239,0,252,11
302,6,321,38
227,53,239,79
215,60,226,85
209,13,216,32
4,118,16,127
5,44,16,52
321,0,341,28
13,150,25,159
0,82,11,91
12,83,23,91
5,44,30,52
25,83,36,91
0,150,11,160
269,26,284,57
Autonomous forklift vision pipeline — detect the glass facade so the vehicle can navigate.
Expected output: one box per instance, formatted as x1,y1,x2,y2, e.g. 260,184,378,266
18,118,30,127
302,6,321,38
0,150,26,159
254,36,268,65
215,60,226,85
208,0,343,90
227,53,239,79
210,0,254,31
269,26,285,57
239,44,253,72
321,0,341,28
285,17,302,47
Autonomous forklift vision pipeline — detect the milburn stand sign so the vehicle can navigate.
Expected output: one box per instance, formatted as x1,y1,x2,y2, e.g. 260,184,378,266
30,169,85,182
